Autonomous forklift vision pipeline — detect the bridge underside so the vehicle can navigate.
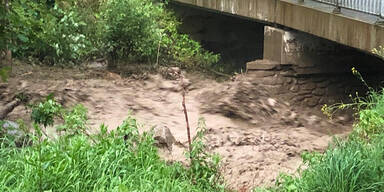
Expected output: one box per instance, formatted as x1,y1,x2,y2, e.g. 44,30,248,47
171,3,384,108
172,0,384,53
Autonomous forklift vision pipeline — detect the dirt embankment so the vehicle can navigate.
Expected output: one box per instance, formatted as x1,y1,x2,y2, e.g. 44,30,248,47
0,63,352,191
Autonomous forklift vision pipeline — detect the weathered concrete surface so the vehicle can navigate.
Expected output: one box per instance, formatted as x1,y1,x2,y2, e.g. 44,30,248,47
172,0,384,53
246,26,384,107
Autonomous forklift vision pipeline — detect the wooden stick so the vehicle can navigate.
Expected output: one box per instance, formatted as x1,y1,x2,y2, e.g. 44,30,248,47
180,75,192,160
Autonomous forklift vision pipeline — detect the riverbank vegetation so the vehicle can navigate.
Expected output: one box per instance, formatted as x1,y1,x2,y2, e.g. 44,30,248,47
0,0,219,70
0,97,225,191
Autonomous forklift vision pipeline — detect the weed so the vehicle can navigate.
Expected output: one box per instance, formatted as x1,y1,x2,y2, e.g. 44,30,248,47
31,95,62,128
372,45,384,58
187,118,224,190
56,104,88,135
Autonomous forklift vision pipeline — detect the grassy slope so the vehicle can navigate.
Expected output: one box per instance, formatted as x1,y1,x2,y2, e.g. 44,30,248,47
0,117,225,192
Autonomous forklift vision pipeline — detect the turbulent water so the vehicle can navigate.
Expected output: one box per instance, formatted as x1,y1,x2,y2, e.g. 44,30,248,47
0,63,352,191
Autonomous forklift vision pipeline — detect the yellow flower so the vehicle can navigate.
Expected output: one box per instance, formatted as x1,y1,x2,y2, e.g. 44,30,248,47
351,67,358,75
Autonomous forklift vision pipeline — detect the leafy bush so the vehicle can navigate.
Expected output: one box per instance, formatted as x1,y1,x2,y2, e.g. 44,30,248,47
2,0,219,69
31,96,62,128
0,1,9,52
8,0,93,64
353,89,384,139
103,0,162,62
103,0,219,69
158,12,220,69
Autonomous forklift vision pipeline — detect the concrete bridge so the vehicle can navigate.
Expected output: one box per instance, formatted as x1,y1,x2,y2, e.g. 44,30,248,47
172,0,384,53
170,0,384,108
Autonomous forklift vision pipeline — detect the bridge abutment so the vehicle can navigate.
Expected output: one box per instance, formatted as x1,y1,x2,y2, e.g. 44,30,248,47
247,26,384,107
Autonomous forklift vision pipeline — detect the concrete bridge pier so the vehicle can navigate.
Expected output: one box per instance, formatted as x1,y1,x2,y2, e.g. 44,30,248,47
248,26,355,75
247,26,383,107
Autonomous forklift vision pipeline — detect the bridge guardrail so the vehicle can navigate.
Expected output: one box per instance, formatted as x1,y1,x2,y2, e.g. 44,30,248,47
313,0,384,17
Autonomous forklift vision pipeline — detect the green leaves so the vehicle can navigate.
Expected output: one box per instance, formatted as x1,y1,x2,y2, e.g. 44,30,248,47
16,34,28,43
187,118,224,190
31,96,62,128
4,0,94,64
103,0,161,61
102,0,219,69
56,104,88,135
2,0,219,68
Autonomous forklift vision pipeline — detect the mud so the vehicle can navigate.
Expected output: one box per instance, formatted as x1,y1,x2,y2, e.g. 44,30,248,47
0,62,352,191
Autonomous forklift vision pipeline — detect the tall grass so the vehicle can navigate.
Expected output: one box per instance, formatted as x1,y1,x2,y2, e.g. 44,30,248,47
0,115,225,192
294,138,384,192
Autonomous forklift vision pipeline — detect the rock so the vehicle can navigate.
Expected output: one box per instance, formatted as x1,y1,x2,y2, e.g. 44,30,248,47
1,120,25,142
267,98,277,107
153,126,176,150
335,114,352,124
0,83,7,89
246,60,279,70
2,120,19,130
86,60,107,69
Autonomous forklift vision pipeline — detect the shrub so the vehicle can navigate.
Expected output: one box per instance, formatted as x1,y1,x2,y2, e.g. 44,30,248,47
2,0,219,69
103,0,219,69
158,11,220,69
31,96,62,128
103,0,162,62
8,0,93,64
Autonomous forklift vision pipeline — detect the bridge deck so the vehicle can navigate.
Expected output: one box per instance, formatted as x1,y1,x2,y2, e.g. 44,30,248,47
172,0,384,53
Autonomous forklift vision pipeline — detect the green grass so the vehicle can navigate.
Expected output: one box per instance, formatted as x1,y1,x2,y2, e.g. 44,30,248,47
257,137,384,192
297,139,384,192
0,116,225,192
